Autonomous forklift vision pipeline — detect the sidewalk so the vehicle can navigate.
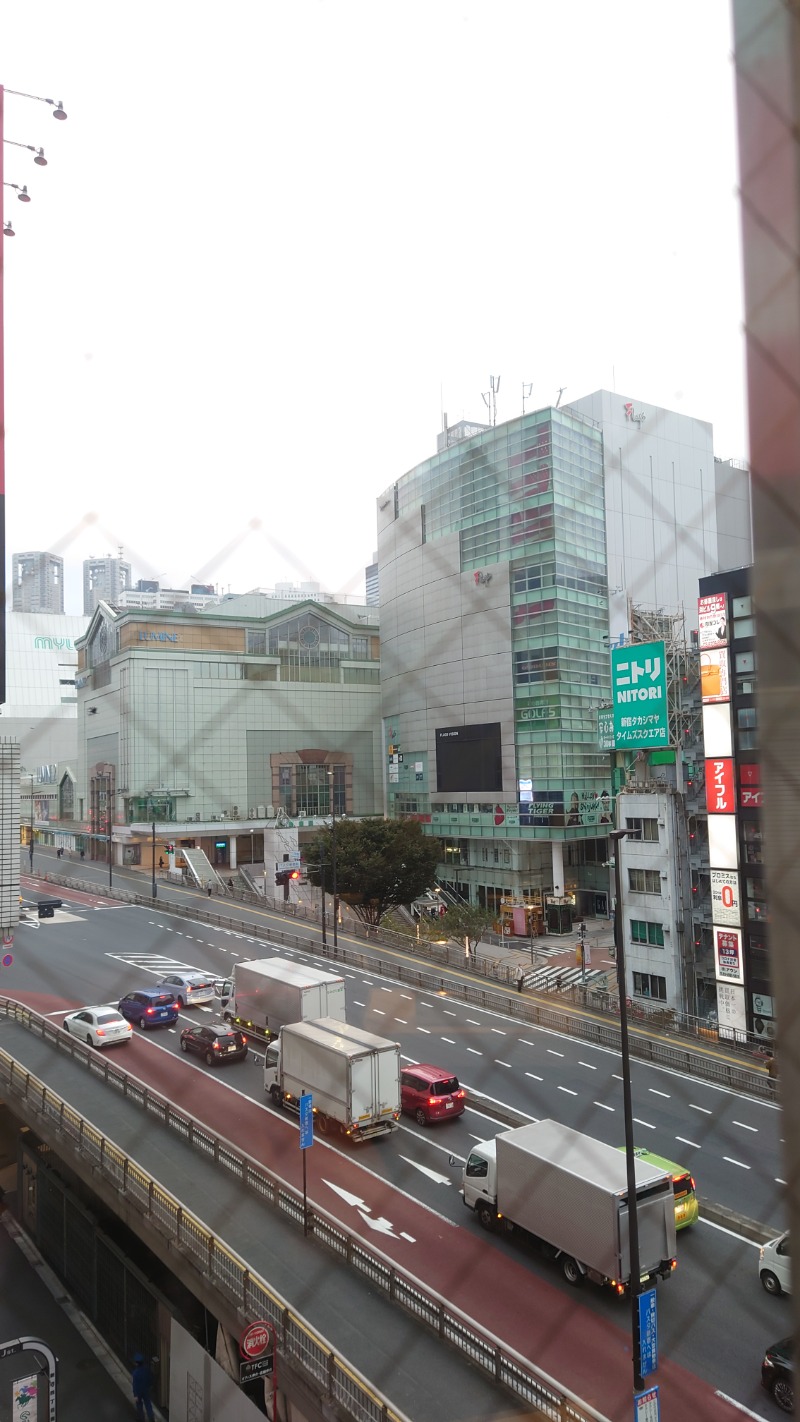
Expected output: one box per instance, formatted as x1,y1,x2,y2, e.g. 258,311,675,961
474,916,619,997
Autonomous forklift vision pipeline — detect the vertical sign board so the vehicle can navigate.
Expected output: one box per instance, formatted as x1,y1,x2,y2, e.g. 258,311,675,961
299,1093,314,1150
598,707,616,751
634,1385,660,1422
13,1376,38,1422
611,642,669,750
638,1289,658,1378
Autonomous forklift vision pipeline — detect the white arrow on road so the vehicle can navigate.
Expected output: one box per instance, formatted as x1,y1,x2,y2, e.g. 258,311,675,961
398,1155,452,1186
322,1179,416,1242
357,1210,397,1235
323,1179,369,1209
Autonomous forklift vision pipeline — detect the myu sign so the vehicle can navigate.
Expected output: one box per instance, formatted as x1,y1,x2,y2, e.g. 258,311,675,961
611,641,669,750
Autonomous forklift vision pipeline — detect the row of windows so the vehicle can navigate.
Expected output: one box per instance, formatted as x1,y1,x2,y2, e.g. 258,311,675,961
631,919,665,947
625,816,659,842
629,868,662,894
632,972,667,1001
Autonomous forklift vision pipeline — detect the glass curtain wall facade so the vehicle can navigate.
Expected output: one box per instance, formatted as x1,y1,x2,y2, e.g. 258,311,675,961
379,406,611,904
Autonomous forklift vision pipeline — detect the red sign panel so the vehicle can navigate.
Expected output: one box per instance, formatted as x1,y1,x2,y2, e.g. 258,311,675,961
705,758,735,813
240,1322,271,1360
738,762,762,808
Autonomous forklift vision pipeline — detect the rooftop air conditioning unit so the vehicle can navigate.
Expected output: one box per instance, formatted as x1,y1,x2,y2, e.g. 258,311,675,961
264,805,273,819
195,812,201,821
249,808,257,819
232,806,239,817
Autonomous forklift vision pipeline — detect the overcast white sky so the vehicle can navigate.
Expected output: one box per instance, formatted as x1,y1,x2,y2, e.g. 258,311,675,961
2,1,745,615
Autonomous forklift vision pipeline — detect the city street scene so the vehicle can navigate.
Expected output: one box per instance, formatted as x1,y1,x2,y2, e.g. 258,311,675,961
0,3,797,1422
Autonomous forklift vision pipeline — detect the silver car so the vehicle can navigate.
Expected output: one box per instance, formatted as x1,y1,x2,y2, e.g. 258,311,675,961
62,1007,133,1048
156,972,216,1008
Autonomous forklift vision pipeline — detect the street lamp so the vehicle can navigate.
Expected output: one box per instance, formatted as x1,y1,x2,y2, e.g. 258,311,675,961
105,773,113,890
610,827,645,1395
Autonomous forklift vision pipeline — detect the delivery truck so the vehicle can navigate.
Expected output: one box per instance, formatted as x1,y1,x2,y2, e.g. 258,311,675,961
264,1016,401,1142
216,957,346,1039
462,1119,677,1294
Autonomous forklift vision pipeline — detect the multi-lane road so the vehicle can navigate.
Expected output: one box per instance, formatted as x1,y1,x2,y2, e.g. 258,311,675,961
6,868,789,1421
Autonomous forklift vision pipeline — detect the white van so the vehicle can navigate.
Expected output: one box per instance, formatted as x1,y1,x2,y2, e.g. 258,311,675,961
759,1232,791,1295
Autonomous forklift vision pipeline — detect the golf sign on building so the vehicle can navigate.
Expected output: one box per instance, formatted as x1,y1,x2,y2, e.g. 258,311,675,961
610,640,670,750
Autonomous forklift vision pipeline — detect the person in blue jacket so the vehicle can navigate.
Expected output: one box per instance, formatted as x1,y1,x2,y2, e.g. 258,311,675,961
131,1353,155,1420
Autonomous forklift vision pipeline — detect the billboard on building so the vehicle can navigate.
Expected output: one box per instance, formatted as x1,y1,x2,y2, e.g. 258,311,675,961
697,593,728,649
739,762,762,808
708,814,739,870
716,981,747,1037
700,647,731,703
610,641,669,749
714,926,744,984
705,758,735,813
702,702,733,758
710,868,741,927
435,723,502,793
598,707,616,750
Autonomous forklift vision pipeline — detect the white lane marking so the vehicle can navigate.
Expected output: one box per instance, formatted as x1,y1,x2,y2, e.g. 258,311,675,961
466,1018,480,1026
380,986,392,993
417,1027,431,1034
353,1001,366,1008
723,1156,750,1170
633,1118,656,1130
714,1388,769,1418
649,1089,670,1098
441,1037,456,1045
400,1232,416,1243
444,1010,457,1017
689,1103,711,1115
526,1072,543,1081
547,1049,564,1057
373,1009,386,1016
421,1002,433,1009
704,1222,760,1248
558,1086,577,1096
519,1039,536,1047
491,1028,506,1036
467,1048,483,1056
495,1060,512,1069
578,1061,597,1071
361,980,374,986
733,1120,758,1133
676,1137,700,1149
398,1156,453,1186
612,1073,624,1082
400,994,413,1000
594,1102,614,1112
395,1018,407,1024
777,1177,787,1186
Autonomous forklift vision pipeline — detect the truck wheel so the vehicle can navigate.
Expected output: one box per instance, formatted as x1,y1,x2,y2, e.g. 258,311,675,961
269,1086,281,1107
222,1011,232,1024
562,1256,584,1287
316,1114,329,1135
761,1269,782,1295
476,1203,495,1230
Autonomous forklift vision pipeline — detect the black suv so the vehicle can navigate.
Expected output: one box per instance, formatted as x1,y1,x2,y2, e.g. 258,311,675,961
180,1023,248,1066
762,1337,794,1413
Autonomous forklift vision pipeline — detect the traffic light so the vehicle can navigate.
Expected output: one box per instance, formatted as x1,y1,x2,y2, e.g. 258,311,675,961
275,869,288,887
289,869,300,881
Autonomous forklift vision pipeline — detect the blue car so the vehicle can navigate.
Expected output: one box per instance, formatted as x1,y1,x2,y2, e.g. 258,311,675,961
117,987,179,1030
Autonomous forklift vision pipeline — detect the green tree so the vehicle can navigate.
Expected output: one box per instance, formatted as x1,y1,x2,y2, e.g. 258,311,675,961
441,902,496,954
304,819,441,926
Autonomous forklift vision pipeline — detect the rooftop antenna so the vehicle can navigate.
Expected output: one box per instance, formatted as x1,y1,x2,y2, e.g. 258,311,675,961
555,386,566,408
522,382,533,415
481,374,501,427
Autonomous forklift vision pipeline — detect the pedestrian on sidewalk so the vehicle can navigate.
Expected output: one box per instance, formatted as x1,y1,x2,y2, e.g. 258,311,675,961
131,1353,155,1421
765,1052,778,1092
516,965,525,992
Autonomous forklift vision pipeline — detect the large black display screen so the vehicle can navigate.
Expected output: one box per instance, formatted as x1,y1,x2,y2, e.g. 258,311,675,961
435,723,502,793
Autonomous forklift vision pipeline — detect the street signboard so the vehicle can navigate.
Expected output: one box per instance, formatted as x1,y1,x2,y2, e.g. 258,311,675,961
240,1320,271,1359
240,1356,274,1384
638,1288,658,1377
611,641,669,750
299,1092,314,1150
634,1385,660,1422
598,706,616,750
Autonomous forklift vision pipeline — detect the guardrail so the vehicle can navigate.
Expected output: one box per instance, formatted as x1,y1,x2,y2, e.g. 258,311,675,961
0,998,611,1422
30,872,771,1098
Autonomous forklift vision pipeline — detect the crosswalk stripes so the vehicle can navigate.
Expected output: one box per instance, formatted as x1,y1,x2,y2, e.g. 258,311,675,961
521,963,606,992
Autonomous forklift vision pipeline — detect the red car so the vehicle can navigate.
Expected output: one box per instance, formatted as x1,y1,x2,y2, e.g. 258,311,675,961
401,1064,466,1125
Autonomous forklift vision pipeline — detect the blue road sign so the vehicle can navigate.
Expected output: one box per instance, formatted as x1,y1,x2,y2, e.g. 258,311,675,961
299,1093,314,1150
638,1288,658,1378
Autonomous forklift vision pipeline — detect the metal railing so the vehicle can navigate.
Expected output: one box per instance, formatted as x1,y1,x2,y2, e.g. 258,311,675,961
0,998,611,1422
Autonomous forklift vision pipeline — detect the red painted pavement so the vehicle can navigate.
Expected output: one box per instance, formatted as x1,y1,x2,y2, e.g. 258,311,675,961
6,991,741,1422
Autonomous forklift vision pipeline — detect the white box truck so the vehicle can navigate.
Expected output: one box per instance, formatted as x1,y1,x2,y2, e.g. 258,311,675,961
216,957,346,1039
462,1119,677,1294
264,1016,401,1142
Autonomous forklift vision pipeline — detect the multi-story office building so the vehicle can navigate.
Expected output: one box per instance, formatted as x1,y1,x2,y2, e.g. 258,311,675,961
116,583,221,612
378,403,613,917
378,393,753,919
1,612,89,769
72,596,382,870
566,391,752,624
365,556,379,607
11,552,64,614
83,555,132,614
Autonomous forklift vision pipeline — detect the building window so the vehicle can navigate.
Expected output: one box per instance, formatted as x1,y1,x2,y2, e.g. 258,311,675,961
735,651,755,673
632,972,667,1001
246,630,267,655
628,868,662,894
514,646,559,684
625,817,659,842
631,919,665,947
